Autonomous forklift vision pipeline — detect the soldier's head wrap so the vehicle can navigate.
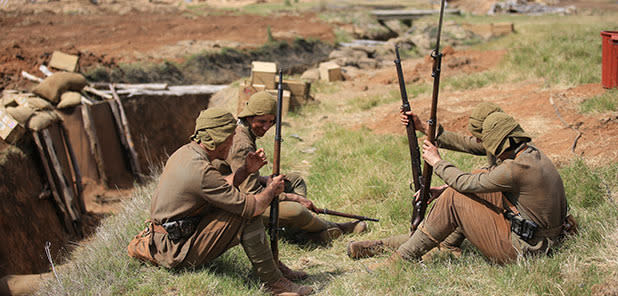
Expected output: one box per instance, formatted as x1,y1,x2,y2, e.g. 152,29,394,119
482,112,530,157
467,102,504,139
238,91,277,118
191,108,237,150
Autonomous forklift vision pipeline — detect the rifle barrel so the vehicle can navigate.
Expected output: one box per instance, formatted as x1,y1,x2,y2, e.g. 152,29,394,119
269,69,284,262
395,46,423,193
316,208,379,222
410,0,446,234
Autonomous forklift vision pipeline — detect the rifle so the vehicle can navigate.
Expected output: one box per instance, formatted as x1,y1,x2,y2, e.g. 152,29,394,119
394,46,423,219
269,69,284,262
315,208,379,222
410,0,446,234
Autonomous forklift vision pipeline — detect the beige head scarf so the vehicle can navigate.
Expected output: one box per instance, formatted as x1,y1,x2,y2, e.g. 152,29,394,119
191,108,237,150
467,102,504,139
482,112,530,157
238,91,277,118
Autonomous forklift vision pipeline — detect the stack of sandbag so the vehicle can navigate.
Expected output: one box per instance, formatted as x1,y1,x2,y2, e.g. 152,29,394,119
1,72,87,140
32,71,87,110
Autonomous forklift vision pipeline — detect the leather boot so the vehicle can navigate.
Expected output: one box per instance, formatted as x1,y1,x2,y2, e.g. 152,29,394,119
278,260,308,281
421,242,463,261
336,220,368,234
367,252,403,272
347,240,385,259
305,227,342,244
265,277,313,296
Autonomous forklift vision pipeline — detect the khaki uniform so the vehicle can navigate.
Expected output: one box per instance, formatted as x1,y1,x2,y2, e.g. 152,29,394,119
225,123,336,234
435,125,498,168
128,142,281,281
397,144,568,263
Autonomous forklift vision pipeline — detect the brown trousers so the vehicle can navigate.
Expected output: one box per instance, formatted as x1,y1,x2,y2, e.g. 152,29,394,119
396,188,517,264
128,215,281,283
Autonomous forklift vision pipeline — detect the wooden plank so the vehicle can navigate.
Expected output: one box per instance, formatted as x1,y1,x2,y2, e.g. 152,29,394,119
59,124,86,214
42,129,80,227
32,131,74,236
109,84,142,181
371,9,461,21
81,103,108,186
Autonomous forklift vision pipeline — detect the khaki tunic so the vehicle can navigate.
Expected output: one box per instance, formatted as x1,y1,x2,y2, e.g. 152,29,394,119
224,123,333,233
149,142,256,268
226,123,264,195
434,144,568,250
435,125,498,167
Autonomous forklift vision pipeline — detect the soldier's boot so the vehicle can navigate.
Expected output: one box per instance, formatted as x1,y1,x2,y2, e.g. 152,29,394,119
346,240,385,259
421,242,463,261
278,260,308,281
367,252,404,272
422,230,464,261
305,227,342,244
336,220,368,234
265,277,313,296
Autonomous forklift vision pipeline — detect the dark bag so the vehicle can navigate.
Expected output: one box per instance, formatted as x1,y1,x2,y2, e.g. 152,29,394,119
161,217,201,241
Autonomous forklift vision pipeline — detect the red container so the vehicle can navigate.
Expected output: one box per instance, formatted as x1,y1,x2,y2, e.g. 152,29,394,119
601,31,618,89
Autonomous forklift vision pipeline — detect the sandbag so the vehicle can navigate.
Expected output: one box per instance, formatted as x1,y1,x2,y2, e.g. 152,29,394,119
27,111,60,131
32,72,87,103
6,105,35,125
57,91,82,109
21,96,53,111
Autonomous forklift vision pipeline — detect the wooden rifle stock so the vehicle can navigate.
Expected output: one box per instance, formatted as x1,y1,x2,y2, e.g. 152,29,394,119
410,0,446,234
269,69,284,262
394,46,423,210
315,208,379,222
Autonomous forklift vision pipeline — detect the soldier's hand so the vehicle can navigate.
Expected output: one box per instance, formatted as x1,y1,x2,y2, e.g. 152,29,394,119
399,108,427,134
245,148,267,174
422,139,441,166
414,185,447,204
286,193,319,212
267,174,285,196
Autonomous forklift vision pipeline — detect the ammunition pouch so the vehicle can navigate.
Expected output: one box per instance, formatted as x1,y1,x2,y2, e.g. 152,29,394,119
506,212,538,242
161,216,201,241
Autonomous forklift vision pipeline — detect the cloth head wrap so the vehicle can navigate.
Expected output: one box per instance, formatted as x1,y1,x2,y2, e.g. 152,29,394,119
191,108,237,150
467,102,504,139
482,112,530,157
238,91,277,118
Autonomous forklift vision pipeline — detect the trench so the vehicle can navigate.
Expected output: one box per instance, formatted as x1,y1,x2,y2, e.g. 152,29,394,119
85,39,335,85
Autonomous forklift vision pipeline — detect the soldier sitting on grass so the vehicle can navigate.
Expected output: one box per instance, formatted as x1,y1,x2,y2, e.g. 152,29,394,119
349,112,575,269
127,108,312,295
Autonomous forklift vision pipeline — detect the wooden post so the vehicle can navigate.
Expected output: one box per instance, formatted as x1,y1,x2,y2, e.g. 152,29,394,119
109,84,142,181
81,104,108,186
41,129,80,226
59,124,86,214
32,131,75,236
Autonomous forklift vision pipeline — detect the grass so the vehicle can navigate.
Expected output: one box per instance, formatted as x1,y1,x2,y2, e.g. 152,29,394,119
37,124,618,295
579,89,617,113
38,9,618,296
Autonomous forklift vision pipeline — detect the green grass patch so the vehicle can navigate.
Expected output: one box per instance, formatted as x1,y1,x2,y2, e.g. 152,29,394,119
443,70,507,91
579,89,617,113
